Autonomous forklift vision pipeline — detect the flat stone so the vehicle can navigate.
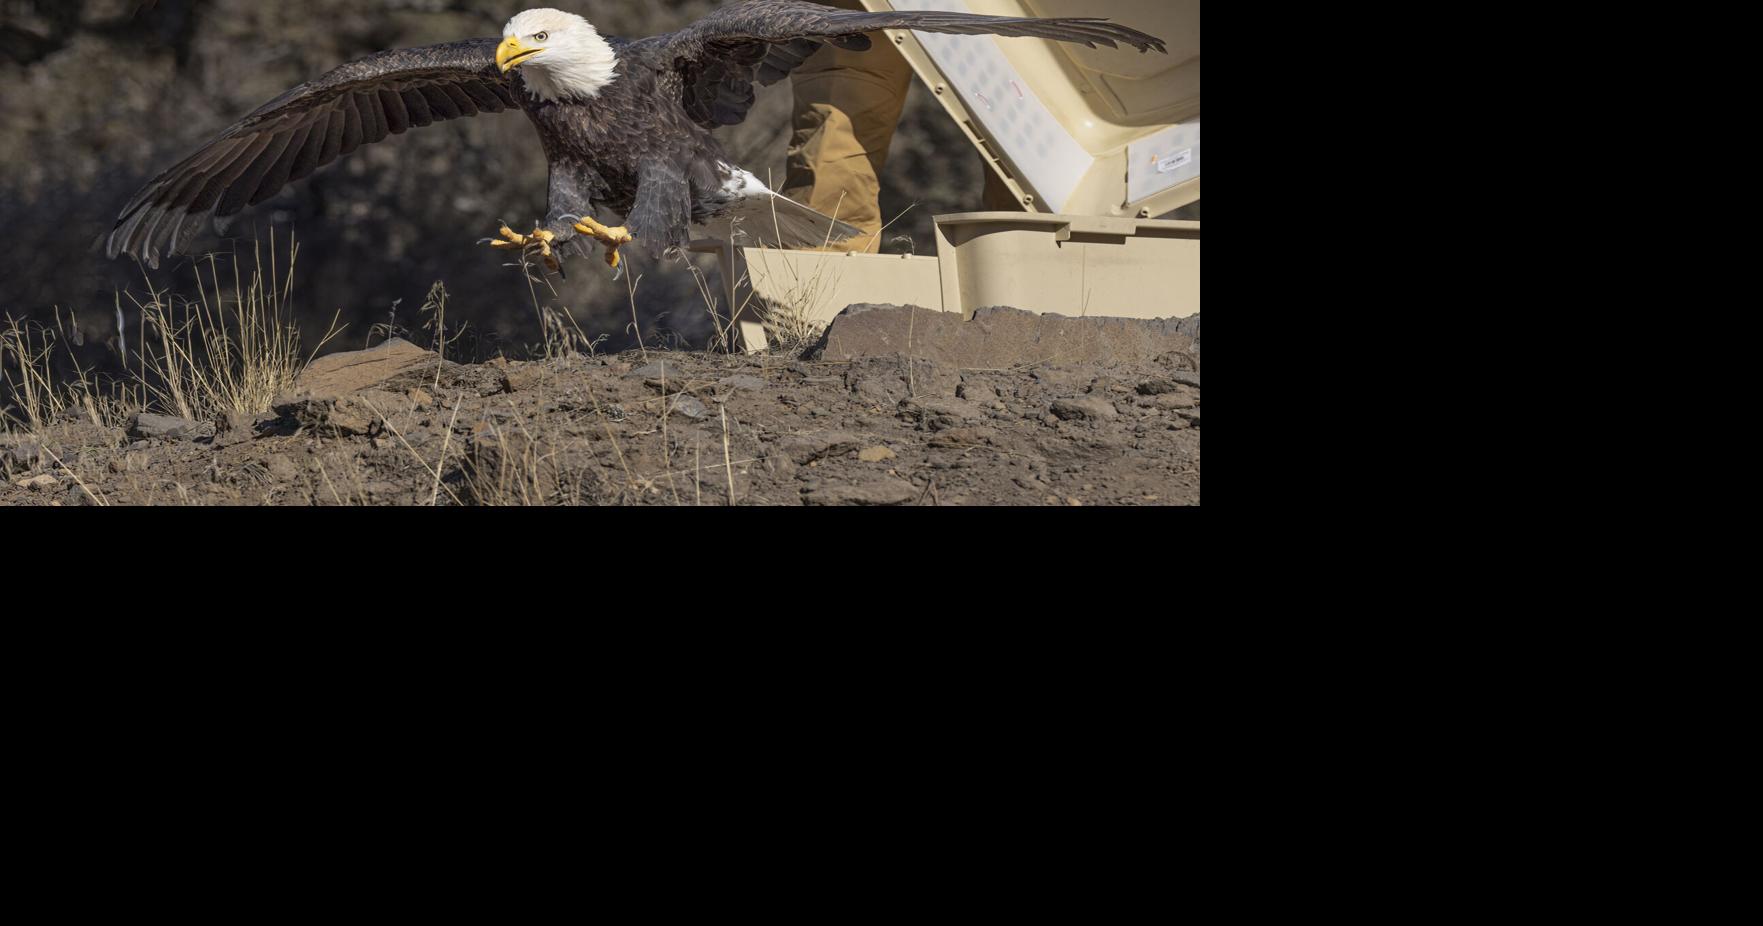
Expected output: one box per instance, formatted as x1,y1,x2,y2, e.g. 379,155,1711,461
718,374,766,393
1051,398,1119,421
812,304,1199,369
668,395,709,420
776,431,861,465
282,338,435,403
129,413,213,441
802,478,919,507
626,360,692,382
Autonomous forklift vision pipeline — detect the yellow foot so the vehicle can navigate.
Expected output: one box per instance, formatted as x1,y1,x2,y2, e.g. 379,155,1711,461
573,217,634,270
489,224,559,272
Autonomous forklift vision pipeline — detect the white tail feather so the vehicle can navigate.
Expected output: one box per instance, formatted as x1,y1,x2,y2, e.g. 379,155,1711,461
699,192,864,251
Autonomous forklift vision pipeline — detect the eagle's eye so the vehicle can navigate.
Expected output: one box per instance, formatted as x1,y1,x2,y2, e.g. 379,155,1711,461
534,32,548,42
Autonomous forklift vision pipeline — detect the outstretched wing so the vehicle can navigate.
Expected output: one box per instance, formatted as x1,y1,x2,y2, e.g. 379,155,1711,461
661,0,1166,129
108,38,522,267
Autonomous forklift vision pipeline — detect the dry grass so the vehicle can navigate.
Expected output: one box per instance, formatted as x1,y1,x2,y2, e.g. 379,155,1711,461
3,232,335,441
495,235,610,361
7,214,834,505
742,247,842,354
460,399,600,506
127,231,339,421
0,308,124,434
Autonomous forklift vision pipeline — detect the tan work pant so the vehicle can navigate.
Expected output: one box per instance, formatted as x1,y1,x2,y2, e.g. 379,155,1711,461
781,2,914,252
782,0,1023,252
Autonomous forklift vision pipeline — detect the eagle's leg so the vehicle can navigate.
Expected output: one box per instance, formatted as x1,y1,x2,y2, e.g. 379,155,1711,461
489,224,560,273
573,216,635,270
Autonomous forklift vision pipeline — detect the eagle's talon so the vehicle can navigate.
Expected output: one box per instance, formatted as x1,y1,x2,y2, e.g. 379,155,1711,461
489,224,560,272
573,217,633,271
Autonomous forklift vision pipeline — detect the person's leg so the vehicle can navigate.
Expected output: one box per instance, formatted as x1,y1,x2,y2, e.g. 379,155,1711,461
782,7,915,252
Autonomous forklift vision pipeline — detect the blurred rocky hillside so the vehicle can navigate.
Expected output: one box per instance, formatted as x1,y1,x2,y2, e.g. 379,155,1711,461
0,0,982,358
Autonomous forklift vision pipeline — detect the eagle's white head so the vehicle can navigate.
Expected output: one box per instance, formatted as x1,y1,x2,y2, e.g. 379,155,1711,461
498,8,618,103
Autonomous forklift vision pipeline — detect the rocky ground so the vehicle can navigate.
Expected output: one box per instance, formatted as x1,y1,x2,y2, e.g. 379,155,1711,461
1,306,1200,507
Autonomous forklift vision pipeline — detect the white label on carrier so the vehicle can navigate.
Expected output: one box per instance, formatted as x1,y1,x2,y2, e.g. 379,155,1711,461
1128,121,1200,205
1157,149,1194,173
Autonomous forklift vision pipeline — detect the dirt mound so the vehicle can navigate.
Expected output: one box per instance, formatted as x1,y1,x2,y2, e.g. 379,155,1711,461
2,339,1200,506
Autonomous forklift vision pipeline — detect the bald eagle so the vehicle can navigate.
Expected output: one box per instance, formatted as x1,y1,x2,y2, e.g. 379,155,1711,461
106,1,1165,273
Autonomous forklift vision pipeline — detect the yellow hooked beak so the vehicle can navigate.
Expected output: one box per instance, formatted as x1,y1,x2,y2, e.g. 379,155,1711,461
497,36,544,73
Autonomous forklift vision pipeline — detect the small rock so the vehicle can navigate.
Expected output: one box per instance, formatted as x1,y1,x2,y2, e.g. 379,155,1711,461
803,478,919,507
858,446,897,463
777,431,861,465
500,366,545,393
326,399,377,436
668,395,709,420
129,413,213,441
765,454,798,479
266,455,300,481
287,389,403,438
5,441,41,469
211,409,266,448
1033,368,1091,390
1050,398,1118,422
718,374,766,393
899,397,984,431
